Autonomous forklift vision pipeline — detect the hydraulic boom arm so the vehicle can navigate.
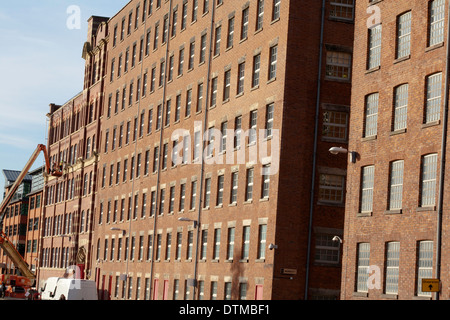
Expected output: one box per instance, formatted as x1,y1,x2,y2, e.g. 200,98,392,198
0,144,62,282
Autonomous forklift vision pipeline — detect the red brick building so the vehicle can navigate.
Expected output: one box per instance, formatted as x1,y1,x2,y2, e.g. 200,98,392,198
1,170,33,275
341,0,450,300
40,0,354,300
39,16,109,287
0,167,44,278
90,0,353,300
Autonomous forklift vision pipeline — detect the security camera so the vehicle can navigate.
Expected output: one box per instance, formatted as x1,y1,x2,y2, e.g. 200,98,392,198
268,243,278,250
332,236,342,243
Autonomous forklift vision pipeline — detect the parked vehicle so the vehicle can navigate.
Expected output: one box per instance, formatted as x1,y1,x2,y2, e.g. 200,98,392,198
40,277,98,300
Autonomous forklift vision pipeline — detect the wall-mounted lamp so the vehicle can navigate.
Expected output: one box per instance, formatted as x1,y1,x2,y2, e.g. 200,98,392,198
111,227,126,236
178,217,198,228
329,147,358,163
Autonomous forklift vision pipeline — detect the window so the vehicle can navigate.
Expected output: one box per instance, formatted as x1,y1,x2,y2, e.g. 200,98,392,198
171,8,178,37
220,122,227,153
132,43,137,68
268,45,278,80
165,99,171,127
252,54,261,87
187,230,194,259
256,0,264,31
367,25,382,70
364,93,379,138
214,26,221,56
189,41,195,70
200,229,208,260
223,70,231,101
162,143,168,170
197,83,203,112
192,0,198,21
396,12,411,59
200,33,207,64
213,228,221,260
417,241,433,297
260,165,270,199
385,242,400,295
181,1,188,30
258,224,267,259
159,189,165,215
234,116,242,149
318,174,345,204
330,0,354,20
248,110,257,144
154,23,159,50
193,130,201,161
216,175,224,206
242,226,250,260
178,48,184,76
245,168,254,201
323,110,348,141
165,232,172,260
168,55,174,81
272,0,281,21
356,243,370,293
227,16,235,48
326,51,351,80
237,62,245,95
425,72,442,123
388,160,404,211
315,234,340,264
169,186,175,213
190,180,197,210
393,84,408,131
265,103,274,138
176,232,182,260
227,227,235,260
204,178,211,208
241,7,249,40
175,94,182,122
179,183,186,212
159,60,165,87
360,166,374,213
429,0,445,47
229,172,238,204
421,154,438,207
211,77,218,107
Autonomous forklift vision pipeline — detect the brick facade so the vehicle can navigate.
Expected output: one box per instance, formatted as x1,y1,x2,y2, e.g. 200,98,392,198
39,0,354,300
342,0,450,300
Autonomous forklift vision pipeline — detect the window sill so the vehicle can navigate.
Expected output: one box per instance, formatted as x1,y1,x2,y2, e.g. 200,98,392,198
394,55,410,64
425,42,444,53
365,66,380,75
381,293,398,300
384,209,402,215
412,295,432,300
416,206,436,213
390,128,406,136
357,211,372,217
422,120,440,129
353,291,368,298
317,200,345,207
362,135,377,142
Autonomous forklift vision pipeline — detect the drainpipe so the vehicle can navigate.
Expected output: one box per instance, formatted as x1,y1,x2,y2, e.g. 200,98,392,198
191,0,216,301
435,0,450,301
304,0,326,300
148,0,173,300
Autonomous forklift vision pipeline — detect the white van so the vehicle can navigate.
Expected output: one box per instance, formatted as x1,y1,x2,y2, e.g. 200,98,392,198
40,277,98,300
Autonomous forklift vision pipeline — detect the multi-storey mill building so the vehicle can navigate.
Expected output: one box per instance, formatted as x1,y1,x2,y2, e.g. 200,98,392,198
41,0,354,300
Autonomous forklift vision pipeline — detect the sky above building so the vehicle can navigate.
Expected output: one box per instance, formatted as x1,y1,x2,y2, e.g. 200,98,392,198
0,1,127,199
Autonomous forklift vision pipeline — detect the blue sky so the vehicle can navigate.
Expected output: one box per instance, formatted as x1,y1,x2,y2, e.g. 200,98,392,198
0,1,127,199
